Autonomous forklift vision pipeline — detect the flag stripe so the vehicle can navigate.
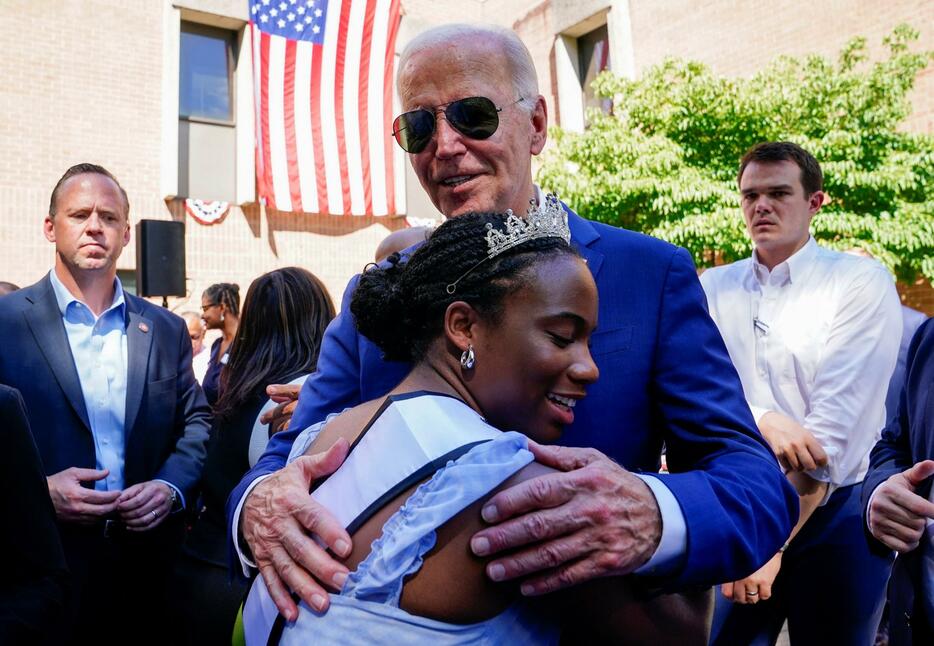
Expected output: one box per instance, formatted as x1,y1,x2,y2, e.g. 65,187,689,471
344,0,369,215
356,0,376,215
283,38,303,212
382,0,402,215
309,37,329,212
258,30,275,209
332,0,353,215
293,42,318,214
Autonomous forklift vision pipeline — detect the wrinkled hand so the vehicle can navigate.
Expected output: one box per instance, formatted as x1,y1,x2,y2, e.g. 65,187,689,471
117,480,174,531
47,467,120,523
721,552,782,604
869,460,934,553
261,384,302,434
470,442,661,596
242,439,352,620
758,411,828,472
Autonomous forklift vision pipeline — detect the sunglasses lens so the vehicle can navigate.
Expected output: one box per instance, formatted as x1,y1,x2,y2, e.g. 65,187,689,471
447,97,499,140
393,109,435,153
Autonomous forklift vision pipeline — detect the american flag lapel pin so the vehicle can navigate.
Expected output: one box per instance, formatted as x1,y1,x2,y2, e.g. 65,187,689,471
138,322,149,333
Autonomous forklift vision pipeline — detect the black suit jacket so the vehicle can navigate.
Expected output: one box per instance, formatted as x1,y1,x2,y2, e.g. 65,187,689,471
0,384,69,645
863,317,934,644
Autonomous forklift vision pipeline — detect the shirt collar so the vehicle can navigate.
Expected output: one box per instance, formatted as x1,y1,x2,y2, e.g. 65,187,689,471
751,237,817,287
49,269,126,319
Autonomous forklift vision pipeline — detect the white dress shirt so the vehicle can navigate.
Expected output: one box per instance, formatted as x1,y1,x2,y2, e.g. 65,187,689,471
700,238,901,495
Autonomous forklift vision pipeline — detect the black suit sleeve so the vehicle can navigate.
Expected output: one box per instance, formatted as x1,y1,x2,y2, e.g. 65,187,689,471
862,318,934,550
0,384,70,644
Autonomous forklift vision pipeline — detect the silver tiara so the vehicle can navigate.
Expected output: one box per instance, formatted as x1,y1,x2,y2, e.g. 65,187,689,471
446,193,571,294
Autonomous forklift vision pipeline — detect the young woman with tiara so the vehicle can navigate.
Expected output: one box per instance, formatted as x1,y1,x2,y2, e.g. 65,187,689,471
243,205,708,644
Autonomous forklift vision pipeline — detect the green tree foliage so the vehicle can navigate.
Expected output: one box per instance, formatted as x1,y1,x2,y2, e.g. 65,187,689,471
538,25,934,281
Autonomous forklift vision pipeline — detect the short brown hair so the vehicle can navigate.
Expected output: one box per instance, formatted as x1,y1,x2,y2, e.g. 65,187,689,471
737,142,823,196
49,163,130,219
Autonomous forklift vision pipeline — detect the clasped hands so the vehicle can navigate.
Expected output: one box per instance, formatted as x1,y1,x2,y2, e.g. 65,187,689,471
47,467,175,531
241,438,663,620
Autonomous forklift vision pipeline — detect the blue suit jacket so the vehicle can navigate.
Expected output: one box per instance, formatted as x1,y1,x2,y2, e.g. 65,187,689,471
229,208,797,586
863,318,934,642
0,274,211,507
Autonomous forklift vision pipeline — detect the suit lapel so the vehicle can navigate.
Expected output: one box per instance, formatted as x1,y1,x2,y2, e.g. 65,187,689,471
565,205,605,278
124,297,153,439
23,276,92,432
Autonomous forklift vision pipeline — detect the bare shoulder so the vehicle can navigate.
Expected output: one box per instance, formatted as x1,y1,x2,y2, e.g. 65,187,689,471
301,398,386,456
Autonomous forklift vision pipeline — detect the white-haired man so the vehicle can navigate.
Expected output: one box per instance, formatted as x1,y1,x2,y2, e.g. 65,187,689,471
229,24,797,631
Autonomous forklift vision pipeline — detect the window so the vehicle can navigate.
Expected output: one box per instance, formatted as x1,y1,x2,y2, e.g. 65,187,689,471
178,22,237,201
180,24,234,122
578,24,611,118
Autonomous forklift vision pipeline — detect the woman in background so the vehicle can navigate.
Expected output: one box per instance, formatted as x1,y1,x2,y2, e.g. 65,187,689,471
200,282,241,405
174,268,335,645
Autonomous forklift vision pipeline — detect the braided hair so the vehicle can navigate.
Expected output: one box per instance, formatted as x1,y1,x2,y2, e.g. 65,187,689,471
203,282,241,317
351,212,577,363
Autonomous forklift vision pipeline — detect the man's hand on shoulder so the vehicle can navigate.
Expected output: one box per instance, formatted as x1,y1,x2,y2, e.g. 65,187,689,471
241,439,353,620
116,480,175,531
261,383,302,434
758,411,828,472
869,460,934,553
469,443,661,595
47,467,120,523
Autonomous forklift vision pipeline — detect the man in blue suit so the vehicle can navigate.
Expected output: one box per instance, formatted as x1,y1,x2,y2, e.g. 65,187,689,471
864,318,934,645
228,23,797,622
0,163,211,644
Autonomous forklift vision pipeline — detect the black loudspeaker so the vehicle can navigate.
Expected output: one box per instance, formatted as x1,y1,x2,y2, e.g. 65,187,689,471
136,220,186,297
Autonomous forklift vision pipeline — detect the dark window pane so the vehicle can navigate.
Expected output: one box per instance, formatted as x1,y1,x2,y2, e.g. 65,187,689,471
579,25,612,119
180,26,232,121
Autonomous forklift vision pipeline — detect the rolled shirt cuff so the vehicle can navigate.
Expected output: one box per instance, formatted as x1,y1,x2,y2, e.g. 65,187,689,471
634,473,687,576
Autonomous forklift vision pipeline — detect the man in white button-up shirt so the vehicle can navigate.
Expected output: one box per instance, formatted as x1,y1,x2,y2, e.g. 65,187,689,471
702,142,902,645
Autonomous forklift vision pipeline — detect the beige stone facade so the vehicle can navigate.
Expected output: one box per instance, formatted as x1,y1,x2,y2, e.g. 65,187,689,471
0,0,931,314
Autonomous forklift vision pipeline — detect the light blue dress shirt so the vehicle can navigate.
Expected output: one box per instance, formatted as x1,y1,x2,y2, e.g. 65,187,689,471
49,270,128,492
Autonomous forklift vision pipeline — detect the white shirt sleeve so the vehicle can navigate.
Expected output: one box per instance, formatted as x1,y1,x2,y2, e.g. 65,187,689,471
232,473,274,577
634,474,687,575
800,267,901,494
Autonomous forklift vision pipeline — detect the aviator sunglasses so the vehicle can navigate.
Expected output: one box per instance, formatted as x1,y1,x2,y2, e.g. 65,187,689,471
391,96,524,154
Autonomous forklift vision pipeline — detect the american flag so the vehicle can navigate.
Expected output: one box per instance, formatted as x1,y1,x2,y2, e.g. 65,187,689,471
249,0,404,215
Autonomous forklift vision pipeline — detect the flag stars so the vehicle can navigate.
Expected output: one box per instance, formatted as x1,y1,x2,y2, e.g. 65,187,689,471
314,8,322,17
270,7,278,16
262,0,270,5
287,12,295,20
296,6,305,14
293,22,304,31
251,4,259,14
260,13,269,22
279,1,287,10
304,15,312,23
277,18,286,28
312,24,320,34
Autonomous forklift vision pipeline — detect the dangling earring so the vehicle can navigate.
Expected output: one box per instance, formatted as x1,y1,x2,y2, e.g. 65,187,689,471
460,344,475,370
220,311,225,323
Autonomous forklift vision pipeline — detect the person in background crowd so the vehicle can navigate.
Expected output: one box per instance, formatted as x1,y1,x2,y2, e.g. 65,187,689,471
230,22,796,633
172,267,334,645
201,282,240,405
0,384,69,645
0,163,211,644
374,225,433,263
0,281,19,295
182,310,211,384
701,142,901,645
864,318,934,645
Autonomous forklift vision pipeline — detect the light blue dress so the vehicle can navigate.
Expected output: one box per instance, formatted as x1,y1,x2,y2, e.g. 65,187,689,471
243,393,558,645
